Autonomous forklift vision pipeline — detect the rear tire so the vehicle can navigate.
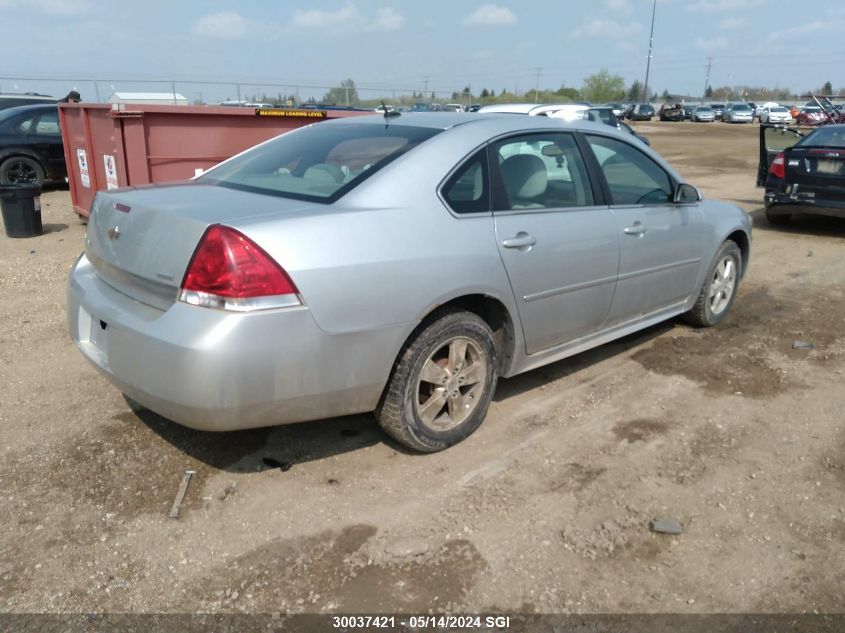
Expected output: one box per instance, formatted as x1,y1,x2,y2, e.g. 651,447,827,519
0,156,44,186
376,309,498,453
684,241,742,327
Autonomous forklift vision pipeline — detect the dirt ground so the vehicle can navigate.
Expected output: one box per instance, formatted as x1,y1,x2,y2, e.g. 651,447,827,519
1,121,844,616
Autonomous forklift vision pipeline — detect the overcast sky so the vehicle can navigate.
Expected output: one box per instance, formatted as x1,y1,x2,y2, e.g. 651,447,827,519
0,0,842,102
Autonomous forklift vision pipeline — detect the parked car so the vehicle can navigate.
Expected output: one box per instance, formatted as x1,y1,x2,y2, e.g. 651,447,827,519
658,103,684,122
0,103,66,185
682,104,696,120
68,113,750,452
692,105,715,122
0,92,56,112
605,103,624,119
477,103,589,121
584,106,618,126
710,103,726,118
758,105,792,124
443,103,465,112
627,103,655,121
759,123,845,224
722,102,754,123
584,106,650,145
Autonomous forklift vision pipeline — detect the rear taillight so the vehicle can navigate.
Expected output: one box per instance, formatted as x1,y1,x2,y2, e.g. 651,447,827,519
769,152,785,179
180,225,300,311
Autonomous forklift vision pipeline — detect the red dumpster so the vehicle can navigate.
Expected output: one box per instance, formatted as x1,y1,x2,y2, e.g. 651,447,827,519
58,103,371,218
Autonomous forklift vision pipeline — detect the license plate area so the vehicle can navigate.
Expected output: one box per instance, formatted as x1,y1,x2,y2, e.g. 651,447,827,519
815,159,844,176
78,305,109,368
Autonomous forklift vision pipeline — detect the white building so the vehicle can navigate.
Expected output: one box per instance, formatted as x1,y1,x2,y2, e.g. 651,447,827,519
108,92,188,106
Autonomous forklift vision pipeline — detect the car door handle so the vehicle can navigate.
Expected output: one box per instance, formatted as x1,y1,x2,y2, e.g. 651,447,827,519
502,231,537,248
502,233,537,249
624,222,647,236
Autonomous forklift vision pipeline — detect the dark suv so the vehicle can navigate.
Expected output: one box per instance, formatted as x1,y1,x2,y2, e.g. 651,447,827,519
627,103,655,121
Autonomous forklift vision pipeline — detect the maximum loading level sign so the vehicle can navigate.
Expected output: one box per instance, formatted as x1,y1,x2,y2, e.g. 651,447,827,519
255,108,327,118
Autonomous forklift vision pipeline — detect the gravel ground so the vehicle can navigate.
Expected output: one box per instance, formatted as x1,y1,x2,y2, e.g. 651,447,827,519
1,121,844,615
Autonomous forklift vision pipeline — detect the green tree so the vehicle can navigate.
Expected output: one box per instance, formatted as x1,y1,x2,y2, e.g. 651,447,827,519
322,79,358,105
554,85,580,101
480,88,490,98
704,85,714,98
822,81,833,95
581,69,625,103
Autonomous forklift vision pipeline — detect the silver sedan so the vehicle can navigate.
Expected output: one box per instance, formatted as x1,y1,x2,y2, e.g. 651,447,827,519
68,113,751,452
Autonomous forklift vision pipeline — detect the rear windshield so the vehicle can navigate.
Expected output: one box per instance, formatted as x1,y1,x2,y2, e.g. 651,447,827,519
733,104,751,112
695,106,712,111
199,122,441,202
770,107,788,112
796,126,845,149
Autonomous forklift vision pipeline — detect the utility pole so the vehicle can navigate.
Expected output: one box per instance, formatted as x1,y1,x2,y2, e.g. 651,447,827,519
533,67,542,104
703,57,712,101
423,75,430,104
642,0,657,103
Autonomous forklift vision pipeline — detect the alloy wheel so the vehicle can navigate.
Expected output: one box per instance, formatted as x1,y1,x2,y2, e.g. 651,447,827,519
415,337,487,432
709,255,737,316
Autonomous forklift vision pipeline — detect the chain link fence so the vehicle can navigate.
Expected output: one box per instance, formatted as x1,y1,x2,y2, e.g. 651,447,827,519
0,76,478,110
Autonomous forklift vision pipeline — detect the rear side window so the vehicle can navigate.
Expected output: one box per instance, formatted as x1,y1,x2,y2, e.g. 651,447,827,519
441,150,489,214
586,135,673,205
33,110,60,135
200,123,441,203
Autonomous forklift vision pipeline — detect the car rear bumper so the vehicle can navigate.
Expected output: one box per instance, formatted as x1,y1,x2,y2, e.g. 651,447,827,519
765,194,845,219
68,255,405,431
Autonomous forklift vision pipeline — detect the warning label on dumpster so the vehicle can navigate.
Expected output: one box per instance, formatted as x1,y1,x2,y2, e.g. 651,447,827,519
103,155,118,190
255,108,327,118
77,149,90,188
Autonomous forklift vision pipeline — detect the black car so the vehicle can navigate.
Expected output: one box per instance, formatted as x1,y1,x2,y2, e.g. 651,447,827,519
0,104,65,186
627,103,654,121
759,123,845,224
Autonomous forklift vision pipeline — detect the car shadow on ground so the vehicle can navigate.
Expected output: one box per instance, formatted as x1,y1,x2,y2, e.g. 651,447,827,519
126,320,678,472
127,398,388,473
749,207,845,237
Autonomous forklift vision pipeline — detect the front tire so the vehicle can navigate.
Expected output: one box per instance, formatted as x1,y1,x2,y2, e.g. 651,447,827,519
376,309,498,453
0,156,45,186
684,241,742,327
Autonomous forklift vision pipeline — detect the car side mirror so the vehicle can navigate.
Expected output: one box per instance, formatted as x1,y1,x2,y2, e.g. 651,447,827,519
674,183,701,203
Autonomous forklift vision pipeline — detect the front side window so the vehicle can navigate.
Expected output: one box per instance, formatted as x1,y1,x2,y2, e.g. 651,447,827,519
199,123,441,203
586,135,673,205
492,133,594,211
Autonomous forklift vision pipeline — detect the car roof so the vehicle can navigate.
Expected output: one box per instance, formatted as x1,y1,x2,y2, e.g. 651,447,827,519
322,112,641,142
0,102,59,121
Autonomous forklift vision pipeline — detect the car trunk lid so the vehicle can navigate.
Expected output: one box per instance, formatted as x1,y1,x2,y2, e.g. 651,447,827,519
784,147,845,203
85,183,314,310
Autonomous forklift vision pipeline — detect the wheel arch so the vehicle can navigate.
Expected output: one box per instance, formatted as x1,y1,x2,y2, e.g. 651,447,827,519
397,293,519,378
725,229,750,279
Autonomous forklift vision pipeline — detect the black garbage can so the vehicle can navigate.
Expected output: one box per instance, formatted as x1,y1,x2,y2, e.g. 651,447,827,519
0,183,42,238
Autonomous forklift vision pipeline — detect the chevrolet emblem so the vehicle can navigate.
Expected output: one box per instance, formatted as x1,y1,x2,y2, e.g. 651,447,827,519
107,226,121,241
